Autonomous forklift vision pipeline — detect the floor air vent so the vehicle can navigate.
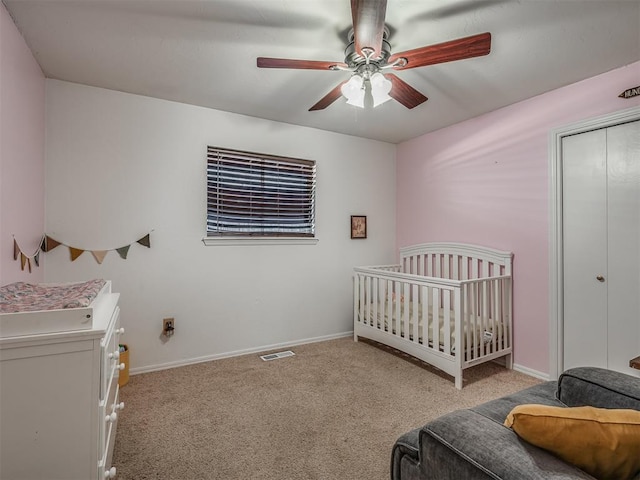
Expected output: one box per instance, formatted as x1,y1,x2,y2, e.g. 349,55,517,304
260,350,295,361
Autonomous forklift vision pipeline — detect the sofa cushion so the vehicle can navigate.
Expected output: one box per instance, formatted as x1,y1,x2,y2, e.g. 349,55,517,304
423,409,595,479
505,404,640,480
558,367,640,410
471,381,564,423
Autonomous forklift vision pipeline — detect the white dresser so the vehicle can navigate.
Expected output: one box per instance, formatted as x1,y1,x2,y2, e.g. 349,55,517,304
0,282,124,479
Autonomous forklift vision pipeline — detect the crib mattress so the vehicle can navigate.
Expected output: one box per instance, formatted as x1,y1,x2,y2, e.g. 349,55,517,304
364,302,501,353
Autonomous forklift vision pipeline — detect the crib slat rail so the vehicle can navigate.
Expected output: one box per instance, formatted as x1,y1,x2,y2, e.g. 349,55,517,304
353,243,513,389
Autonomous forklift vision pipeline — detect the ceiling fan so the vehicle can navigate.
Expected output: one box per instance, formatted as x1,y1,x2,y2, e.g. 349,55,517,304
257,0,491,111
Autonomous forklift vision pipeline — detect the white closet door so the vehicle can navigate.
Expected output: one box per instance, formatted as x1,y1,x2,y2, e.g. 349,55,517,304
606,120,640,376
562,120,640,376
562,129,608,370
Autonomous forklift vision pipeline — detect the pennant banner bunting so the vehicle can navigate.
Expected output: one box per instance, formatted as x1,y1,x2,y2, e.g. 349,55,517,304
12,232,152,270
17,252,33,272
91,250,109,264
43,236,62,252
116,245,131,260
69,247,85,262
12,235,45,273
137,234,151,248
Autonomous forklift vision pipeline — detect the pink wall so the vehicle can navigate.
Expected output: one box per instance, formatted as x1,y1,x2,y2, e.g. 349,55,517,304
0,3,45,285
397,61,640,376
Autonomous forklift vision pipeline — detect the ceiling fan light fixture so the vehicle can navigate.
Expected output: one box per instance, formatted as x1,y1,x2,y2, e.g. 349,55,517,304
370,72,392,107
341,74,365,108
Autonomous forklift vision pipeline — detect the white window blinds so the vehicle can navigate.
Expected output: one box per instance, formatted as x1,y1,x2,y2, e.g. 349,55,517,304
207,147,316,237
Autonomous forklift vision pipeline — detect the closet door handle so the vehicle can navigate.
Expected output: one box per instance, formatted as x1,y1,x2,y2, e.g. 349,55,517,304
596,275,605,282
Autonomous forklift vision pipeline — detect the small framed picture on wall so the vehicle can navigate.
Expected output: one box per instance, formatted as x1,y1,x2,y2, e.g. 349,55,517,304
351,215,367,239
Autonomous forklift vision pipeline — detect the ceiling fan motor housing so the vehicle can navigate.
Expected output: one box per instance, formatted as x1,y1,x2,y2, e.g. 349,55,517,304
344,26,392,69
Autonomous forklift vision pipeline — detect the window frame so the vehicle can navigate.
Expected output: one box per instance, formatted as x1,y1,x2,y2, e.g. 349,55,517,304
204,146,317,245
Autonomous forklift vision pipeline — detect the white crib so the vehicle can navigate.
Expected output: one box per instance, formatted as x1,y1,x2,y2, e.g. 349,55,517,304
353,243,513,389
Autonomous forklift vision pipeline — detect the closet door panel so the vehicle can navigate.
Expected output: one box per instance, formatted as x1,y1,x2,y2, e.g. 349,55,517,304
562,129,608,370
606,120,640,376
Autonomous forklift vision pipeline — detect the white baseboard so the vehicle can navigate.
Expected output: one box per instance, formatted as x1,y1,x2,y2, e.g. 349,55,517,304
513,363,551,381
130,331,354,376
131,334,553,382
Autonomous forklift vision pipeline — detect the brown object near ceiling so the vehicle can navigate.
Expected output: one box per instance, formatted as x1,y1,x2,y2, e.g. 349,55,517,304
618,86,640,99
256,58,346,70
386,74,428,109
351,0,388,59
309,81,348,111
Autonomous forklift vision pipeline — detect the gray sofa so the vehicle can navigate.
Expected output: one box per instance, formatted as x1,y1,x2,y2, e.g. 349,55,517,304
391,367,640,480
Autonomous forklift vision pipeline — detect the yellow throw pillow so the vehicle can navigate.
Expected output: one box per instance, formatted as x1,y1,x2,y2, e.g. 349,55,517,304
504,405,640,480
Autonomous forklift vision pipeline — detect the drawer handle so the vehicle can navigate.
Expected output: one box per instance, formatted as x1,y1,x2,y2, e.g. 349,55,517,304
117,363,126,371
105,412,118,423
115,401,125,411
104,466,116,478
107,351,120,360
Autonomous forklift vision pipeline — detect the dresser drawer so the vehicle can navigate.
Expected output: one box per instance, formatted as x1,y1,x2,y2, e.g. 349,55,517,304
99,384,121,460
99,385,122,479
100,306,121,401
100,369,119,450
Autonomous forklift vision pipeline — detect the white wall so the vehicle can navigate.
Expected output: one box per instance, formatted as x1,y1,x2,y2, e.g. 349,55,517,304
44,80,396,372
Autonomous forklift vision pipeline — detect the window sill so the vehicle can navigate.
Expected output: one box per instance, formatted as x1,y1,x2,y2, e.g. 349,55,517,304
202,237,319,246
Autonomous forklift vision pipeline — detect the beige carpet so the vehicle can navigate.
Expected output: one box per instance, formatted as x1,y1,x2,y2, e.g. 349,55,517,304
113,337,541,480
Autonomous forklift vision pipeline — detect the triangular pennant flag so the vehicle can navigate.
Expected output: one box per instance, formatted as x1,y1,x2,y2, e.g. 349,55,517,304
34,251,40,267
69,247,85,261
116,245,131,259
20,253,27,271
27,257,32,273
136,234,151,248
45,236,62,252
91,250,108,264
14,238,19,260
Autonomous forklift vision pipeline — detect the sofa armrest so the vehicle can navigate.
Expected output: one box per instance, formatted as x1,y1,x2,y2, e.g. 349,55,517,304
418,409,595,480
557,367,640,410
391,428,420,480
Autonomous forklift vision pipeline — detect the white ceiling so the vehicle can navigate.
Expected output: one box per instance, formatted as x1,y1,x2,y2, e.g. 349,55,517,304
4,0,640,143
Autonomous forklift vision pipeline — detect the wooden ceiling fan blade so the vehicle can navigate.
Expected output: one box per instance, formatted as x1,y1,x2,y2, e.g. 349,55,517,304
257,57,346,70
386,74,428,109
389,32,491,70
309,81,347,111
351,0,387,59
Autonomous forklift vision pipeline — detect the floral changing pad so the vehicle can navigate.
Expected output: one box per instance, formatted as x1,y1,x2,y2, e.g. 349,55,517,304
0,279,107,313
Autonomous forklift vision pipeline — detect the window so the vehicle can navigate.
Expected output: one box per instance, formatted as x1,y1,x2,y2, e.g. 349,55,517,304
206,147,316,238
